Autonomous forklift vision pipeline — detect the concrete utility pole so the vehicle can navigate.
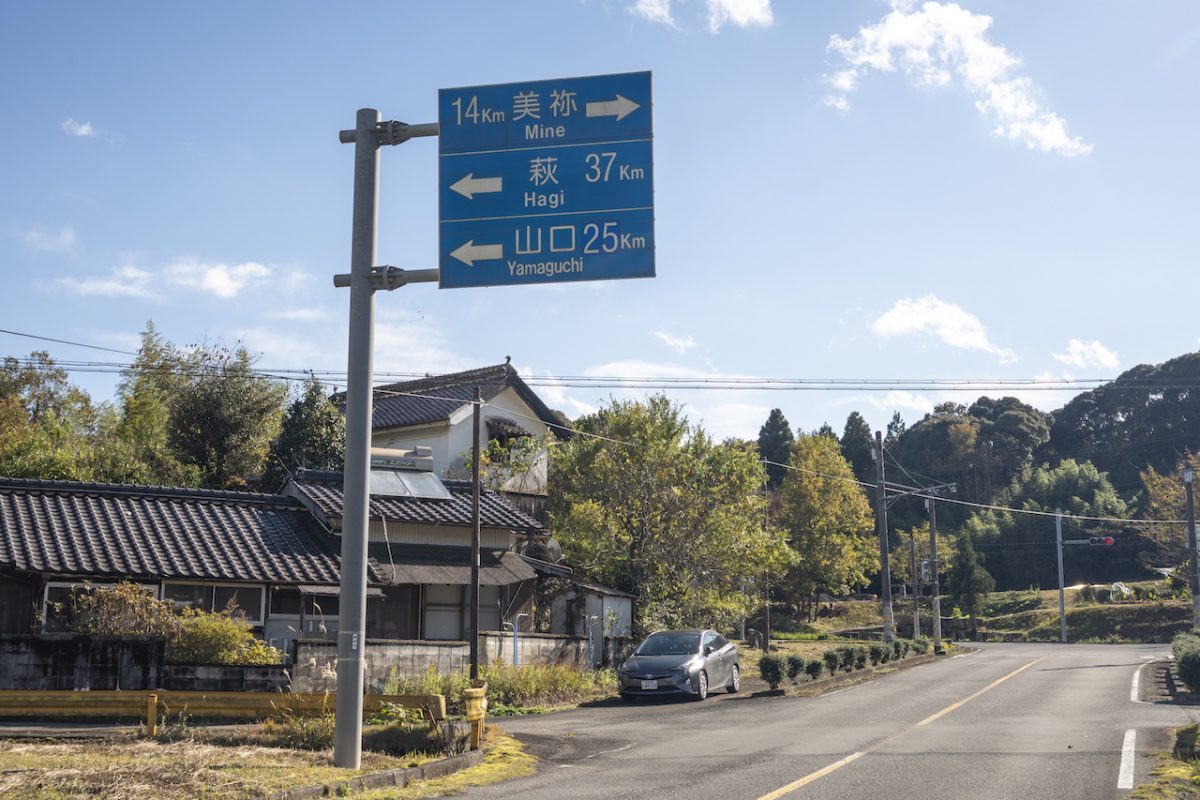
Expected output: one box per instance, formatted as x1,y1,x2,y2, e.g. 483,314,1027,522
875,431,895,643
1185,468,1198,630
1056,509,1067,644
909,534,920,637
927,498,942,652
470,387,482,680
333,110,439,770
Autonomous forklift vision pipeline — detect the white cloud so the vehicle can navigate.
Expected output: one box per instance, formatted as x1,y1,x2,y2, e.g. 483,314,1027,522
269,307,330,322
870,294,1017,363
629,0,678,28
23,226,76,253
706,0,773,33
1052,339,1119,371
57,265,158,299
627,0,772,33
653,330,697,355
164,259,271,299
60,118,96,138
824,1,1092,157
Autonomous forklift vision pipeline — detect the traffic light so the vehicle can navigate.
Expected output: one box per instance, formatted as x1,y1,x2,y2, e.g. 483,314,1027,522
1088,535,1115,546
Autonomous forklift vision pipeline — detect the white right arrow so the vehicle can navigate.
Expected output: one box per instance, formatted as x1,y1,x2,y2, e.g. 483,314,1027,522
450,173,503,200
585,94,641,121
450,240,504,267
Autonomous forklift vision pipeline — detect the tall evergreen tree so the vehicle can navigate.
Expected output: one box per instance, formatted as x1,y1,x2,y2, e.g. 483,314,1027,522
840,411,874,484
757,408,795,488
947,530,994,626
885,411,906,448
263,377,346,490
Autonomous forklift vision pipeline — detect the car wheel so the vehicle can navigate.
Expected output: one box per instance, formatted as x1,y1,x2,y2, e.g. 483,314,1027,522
727,664,741,694
693,670,708,701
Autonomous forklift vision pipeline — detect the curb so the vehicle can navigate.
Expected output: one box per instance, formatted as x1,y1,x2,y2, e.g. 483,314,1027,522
260,748,485,800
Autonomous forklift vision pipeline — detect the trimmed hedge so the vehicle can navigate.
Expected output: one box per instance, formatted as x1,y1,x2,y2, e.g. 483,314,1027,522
759,653,786,690
1174,632,1200,691
786,653,806,682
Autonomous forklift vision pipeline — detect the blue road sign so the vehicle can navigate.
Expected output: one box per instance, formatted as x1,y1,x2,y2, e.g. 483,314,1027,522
438,71,654,289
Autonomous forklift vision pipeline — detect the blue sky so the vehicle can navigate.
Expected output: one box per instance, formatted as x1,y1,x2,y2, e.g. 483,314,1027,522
2,0,1198,440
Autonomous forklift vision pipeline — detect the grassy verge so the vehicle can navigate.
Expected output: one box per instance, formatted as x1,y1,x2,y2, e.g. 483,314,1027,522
384,664,618,715
355,729,535,799
1133,725,1200,799
0,737,415,800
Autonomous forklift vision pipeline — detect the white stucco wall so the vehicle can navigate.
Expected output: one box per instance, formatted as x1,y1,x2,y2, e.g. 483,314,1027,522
371,386,552,493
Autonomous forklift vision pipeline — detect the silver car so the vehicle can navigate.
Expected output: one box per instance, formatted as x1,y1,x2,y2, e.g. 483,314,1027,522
618,629,740,702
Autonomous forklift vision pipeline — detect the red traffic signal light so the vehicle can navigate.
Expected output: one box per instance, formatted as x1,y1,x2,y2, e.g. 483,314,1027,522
1088,536,1115,546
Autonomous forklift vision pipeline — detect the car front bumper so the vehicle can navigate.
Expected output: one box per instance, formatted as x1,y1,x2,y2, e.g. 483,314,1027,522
618,670,702,696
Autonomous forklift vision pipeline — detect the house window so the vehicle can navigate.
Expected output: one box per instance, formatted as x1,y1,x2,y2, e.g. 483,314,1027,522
269,587,340,618
161,583,264,623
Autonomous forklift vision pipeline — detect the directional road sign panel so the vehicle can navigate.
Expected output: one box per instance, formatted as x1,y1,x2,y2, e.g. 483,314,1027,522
438,71,654,289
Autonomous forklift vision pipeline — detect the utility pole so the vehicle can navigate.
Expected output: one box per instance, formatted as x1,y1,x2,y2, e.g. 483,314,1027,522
875,431,895,643
1185,468,1198,631
332,110,439,769
927,498,942,652
1056,509,1067,644
909,534,920,637
470,387,482,681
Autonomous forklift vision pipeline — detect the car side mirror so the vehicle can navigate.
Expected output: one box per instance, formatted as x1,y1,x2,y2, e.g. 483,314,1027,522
704,645,714,656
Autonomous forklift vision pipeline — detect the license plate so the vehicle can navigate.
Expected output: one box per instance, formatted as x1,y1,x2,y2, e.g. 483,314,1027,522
640,680,657,690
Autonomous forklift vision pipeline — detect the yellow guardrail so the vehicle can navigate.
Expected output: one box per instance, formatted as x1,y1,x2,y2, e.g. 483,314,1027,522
0,690,447,732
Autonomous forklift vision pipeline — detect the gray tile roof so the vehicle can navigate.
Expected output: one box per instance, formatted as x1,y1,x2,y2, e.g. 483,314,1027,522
347,362,565,436
288,471,547,534
0,477,353,585
367,544,536,586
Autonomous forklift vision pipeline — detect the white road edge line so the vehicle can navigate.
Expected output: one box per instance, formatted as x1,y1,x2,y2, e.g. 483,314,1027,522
1130,662,1144,703
1118,729,1136,790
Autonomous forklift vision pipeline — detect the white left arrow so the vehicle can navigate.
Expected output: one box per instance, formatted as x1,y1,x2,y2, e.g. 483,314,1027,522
450,173,503,200
450,240,504,267
585,94,641,121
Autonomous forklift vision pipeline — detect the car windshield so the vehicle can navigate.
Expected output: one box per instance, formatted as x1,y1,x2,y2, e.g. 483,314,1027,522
636,633,701,656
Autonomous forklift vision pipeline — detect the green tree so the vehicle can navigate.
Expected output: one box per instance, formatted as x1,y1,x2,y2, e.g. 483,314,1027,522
947,529,994,625
885,412,906,448
549,395,792,634
263,376,346,490
961,459,1131,589
0,351,96,480
90,323,199,486
168,343,288,489
756,408,795,489
776,434,876,618
840,411,874,484
1136,451,1200,571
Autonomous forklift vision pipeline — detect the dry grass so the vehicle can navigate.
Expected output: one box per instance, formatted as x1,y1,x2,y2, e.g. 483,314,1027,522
355,729,536,799
0,737,410,800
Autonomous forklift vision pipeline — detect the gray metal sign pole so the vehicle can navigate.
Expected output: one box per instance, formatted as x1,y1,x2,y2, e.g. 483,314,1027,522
1185,469,1197,630
333,109,438,770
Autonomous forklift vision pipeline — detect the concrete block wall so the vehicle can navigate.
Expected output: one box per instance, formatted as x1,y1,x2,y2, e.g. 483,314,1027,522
291,633,592,693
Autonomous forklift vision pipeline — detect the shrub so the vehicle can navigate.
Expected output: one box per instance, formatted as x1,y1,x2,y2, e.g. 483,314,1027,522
170,608,282,665
759,654,786,690
803,659,823,681
1174,632,1200,692
63,581,177,637
912,636,931,655
1077,584,1097,603
822,649,841,676
892,640,903,660
261,707,336,750
852,645,868,670
836,645,857,672
868,643,887,665
786,654,806,682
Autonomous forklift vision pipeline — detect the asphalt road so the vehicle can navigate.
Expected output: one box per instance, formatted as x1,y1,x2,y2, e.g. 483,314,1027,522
467,643,1200,800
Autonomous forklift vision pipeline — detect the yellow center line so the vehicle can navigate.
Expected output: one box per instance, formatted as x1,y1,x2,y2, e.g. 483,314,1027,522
917,656,1046,726
754,655,1046,800
756,752,865,800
